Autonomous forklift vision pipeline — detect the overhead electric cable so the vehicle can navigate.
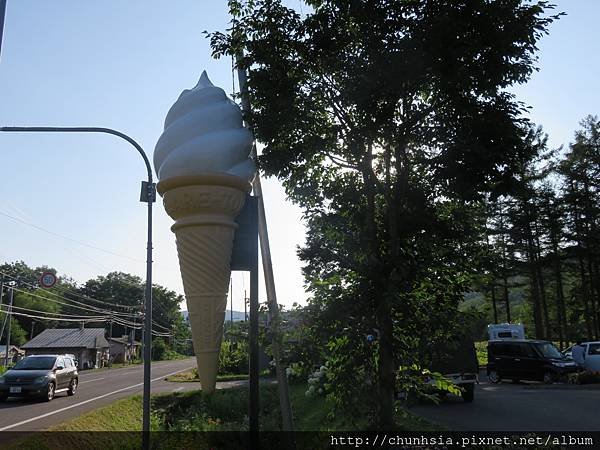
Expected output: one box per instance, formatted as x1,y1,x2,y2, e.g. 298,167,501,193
9,285,138,319
1,303,108,319
0,209,143,262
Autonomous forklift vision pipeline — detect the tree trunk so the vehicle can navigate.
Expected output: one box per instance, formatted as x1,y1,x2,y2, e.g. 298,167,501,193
491,283,498,324
525,231,544,338
586,256,599,339
550,227,567,348
362,146,395,429
502,274,511,323
577,254,593,340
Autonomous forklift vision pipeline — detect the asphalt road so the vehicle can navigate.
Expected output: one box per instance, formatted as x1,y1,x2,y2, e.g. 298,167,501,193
410,375,600,431
0,358,218,432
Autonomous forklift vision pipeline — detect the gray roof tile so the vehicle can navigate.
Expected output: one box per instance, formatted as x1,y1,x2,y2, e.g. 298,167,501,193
22,328,110,349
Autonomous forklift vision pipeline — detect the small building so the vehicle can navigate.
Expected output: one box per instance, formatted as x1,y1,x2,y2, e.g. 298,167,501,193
22,328,110,370
108,335,140,364
0,345,24,365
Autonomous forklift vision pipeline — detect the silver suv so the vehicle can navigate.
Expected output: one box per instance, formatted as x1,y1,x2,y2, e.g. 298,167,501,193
0,354,79,401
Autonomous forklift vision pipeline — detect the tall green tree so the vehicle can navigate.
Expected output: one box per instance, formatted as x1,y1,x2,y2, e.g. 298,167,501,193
558,115,600,340
211,0,560,426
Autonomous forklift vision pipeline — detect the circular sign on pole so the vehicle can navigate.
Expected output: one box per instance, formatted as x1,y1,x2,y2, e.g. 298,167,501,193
40,272,57,288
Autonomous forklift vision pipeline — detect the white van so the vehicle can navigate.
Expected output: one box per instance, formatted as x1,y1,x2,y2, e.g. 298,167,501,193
487,323,525,340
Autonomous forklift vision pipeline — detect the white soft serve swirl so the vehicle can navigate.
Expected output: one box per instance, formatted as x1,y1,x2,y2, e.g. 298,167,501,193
153,71,256,183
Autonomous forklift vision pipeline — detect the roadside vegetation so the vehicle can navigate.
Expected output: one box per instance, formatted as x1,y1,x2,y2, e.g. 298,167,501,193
165,368,249,383
10,386,440,450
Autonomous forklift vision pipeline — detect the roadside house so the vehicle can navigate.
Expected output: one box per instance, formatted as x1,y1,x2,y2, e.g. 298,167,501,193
108,335,140,364
0,345,24,365
22,328,110,369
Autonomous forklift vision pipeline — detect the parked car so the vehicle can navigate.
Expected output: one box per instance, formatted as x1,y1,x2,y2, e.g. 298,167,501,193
487,339,578,384
0,354,78,401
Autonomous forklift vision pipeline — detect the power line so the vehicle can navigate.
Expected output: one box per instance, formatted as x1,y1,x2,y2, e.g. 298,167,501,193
0,270,140,311
1,303,108,320
9,285,138,319
5,310,107,323
0,209,144,263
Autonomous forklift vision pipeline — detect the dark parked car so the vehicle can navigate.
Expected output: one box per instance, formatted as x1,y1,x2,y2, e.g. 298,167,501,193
487,339,578,384
0,354,78,401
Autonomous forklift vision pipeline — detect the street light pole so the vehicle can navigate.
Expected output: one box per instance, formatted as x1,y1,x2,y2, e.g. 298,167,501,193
0,126,155,449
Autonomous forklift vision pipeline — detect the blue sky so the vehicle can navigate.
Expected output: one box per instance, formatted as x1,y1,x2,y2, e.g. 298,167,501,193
0,0,598,312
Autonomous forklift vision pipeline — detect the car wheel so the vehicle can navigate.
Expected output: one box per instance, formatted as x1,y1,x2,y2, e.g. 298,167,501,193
542,371,554,384
45,382,55,402
461,384,475,403
67,378,78,396
488,370,501,384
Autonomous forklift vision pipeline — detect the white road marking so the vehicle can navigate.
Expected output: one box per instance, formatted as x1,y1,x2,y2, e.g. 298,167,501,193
79,378,105,384
173,387,184,393
0,366,194,431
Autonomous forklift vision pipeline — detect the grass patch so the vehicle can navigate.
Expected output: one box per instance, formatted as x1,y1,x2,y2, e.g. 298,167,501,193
51,396,144,431
164,368,249,382
5,396,147,450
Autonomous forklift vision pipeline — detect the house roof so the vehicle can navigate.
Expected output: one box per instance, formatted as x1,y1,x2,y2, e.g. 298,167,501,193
22,328,110,350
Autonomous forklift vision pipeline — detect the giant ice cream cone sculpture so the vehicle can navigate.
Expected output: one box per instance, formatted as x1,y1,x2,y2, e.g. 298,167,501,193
154,71,256,393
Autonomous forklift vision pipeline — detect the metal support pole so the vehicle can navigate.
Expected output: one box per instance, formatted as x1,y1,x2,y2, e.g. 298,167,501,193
4,286,13,367
0,126,154,449
236,56,295,437
249,226,259,447
0,0,7,63
142,181,153,450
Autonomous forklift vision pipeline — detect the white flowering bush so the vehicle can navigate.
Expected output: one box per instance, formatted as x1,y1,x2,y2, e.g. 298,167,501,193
284,362,306,383
305,365,327,397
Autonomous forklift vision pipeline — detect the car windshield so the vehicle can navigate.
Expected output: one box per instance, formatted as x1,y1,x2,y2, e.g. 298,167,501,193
13,356,56,370
536,343,562,359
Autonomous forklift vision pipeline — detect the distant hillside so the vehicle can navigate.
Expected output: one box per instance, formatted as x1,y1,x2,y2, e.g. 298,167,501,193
181,310,246,322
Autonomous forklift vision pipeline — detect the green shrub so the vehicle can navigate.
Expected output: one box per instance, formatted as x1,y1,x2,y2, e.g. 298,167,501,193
218,340,248,375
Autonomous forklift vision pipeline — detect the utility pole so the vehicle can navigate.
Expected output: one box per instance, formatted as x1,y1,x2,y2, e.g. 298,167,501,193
0,275,4,306
0,277,6,355
236,55,295,437
4,283,14,367
230,277,233,324
244,289,248,322
30,321,35,339
109,315,113,339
